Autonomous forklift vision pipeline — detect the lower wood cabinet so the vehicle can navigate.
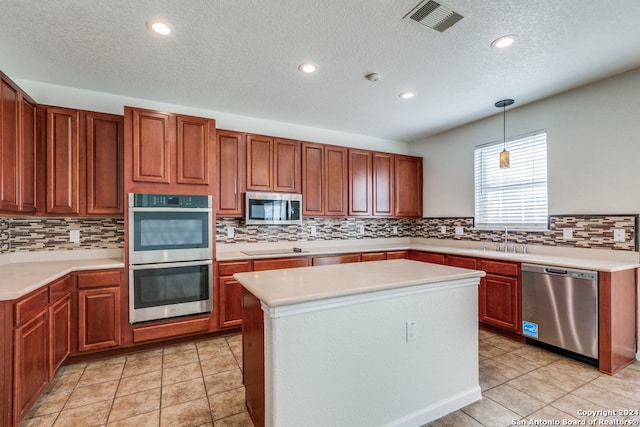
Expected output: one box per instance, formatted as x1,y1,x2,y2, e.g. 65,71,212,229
76,269,122,353
478,259,521,333
48,293,71,381
408,250,445,264
218,261,252,329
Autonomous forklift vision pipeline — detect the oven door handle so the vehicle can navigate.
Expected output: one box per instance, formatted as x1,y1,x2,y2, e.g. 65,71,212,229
129,260,212,270
129,207,212,213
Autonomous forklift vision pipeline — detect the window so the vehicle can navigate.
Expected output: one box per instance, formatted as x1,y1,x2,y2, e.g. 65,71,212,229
474,130,548,230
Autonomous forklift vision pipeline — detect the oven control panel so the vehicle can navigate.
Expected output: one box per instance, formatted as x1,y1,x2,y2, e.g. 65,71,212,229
131,194,211,208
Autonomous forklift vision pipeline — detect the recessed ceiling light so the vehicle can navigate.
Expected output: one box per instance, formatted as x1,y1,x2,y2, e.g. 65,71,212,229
399,92,415,99
298,63,317,73
491,34,516,49
146,20,172,36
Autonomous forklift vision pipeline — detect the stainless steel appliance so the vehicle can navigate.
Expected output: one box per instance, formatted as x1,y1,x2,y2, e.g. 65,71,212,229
245,191,302,225
128,193,213,323
128,193,212,264
521,263,598,362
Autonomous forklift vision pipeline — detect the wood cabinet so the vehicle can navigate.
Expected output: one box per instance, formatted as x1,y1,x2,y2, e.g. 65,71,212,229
408,250,445,264
242,288,265,427
76,269,122,353
0,72,36,213
348,149,372,216
41,106,124,216
394,155,422,217
312,253,361,266
302,142,348,216
85,112,124,215
48,276,71,380
246,134,300,193
252,257,310,271
218,261,251,329
362,250,409,262
125,106,215,194
373,152,394,216
216,130,245,217
478,259,520,333
446,255,477,269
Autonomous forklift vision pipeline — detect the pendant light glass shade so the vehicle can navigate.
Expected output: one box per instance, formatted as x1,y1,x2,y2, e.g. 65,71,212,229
495,99,514,169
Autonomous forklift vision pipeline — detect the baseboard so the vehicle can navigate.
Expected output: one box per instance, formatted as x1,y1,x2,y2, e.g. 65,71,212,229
381,386,482,427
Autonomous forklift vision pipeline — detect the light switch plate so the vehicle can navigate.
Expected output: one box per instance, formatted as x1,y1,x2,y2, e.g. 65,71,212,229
406,321,417,342
392,225,398,235
454,226,464,236
613,228,625,242
69,229,80,243
226,227,235,238
563,228,573,240
310,225,317,236
358,225,365,234
440,226,447,234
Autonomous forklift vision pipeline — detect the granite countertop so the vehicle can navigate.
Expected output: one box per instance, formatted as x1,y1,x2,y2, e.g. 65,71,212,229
217,238,640,273
0,254,124,301
234,259,485,308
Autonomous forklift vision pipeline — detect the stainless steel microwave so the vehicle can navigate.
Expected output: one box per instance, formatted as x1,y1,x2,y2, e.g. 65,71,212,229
245,192,302,225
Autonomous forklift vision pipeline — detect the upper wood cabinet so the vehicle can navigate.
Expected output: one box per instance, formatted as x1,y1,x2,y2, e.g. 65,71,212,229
41,106,124,216
394,155,422,217
44,106,80,214
373,152,394,217
0,72,37,213
125,106,215,194
217,130,246,217
348,149,372,216
246,134,300,193
85,112,124,215
302,142,347,216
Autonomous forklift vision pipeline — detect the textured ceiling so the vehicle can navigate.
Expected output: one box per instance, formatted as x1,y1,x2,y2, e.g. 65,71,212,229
1,0,640,142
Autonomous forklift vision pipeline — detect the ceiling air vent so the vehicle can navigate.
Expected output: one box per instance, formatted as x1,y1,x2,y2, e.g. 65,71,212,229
404,0,464,33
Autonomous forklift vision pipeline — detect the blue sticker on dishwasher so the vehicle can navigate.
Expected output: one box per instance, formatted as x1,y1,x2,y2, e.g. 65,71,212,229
522,321,538,338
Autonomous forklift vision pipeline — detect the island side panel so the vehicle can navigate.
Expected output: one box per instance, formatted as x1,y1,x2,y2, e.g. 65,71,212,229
266,282,481,427
242,289,265,427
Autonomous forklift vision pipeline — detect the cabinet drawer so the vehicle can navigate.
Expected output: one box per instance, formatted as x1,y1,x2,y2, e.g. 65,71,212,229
312,254,361,266
386,250,409,260
479,259,519,277
76,269,122,289
49,275,71,303
218,261,251,276
446,255,477,269
361,252,386,262
409,251,445,265
14,287,48,326
253,257,310,271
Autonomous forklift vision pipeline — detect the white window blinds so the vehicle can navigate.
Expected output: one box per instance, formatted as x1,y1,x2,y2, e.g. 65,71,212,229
474,130,548,230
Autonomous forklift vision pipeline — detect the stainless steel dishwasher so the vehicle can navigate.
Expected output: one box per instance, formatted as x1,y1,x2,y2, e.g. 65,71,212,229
521,264,598,362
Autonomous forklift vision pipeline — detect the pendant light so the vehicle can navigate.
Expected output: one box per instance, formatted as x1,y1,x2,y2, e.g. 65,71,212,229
495,99,514,168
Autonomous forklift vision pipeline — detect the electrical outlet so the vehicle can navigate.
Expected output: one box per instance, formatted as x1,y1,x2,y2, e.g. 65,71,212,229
392,225,398,235
613,228,625,242
563,228,573,240
310,225,317,236
440,226,447,234
358,225,365,234
226,227,235,238
406,321,417,342
454,226,464,236
69,229,80,243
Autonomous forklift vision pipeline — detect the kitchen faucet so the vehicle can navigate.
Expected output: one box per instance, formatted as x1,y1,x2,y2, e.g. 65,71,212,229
503,226,508,252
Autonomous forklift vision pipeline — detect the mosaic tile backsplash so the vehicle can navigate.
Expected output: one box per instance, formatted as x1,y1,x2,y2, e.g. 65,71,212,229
0,217,124,253
0,214,636,255
216,214,638,251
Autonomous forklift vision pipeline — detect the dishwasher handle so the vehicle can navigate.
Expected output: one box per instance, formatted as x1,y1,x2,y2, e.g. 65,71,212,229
544,267,568,275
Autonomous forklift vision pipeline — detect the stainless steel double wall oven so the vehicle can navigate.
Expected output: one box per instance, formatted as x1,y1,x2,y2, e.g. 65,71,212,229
128,193,213,323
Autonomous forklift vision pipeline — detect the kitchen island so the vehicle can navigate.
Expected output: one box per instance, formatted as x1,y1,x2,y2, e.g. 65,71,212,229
235,259,486,427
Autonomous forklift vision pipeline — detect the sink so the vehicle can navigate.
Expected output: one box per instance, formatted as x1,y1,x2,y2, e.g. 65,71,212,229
240,248,309,256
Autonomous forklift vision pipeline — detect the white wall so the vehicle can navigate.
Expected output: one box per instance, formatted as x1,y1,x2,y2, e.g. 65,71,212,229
15,79,409,155
409,67,640,217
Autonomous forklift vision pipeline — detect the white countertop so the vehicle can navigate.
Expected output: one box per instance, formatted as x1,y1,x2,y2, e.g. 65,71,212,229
217,237,640,272
0,250,124,301
234,259,485,308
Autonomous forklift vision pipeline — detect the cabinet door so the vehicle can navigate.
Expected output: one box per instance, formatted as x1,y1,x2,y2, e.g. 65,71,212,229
480,274,520,332
48,294,71,380
302,142,324,216
348,149,372,216
373,152,394,217
1,77,20,211
14,311,48,423
219,276,243,329
86,112,124,215
273,138,300,193
409,251,445,264
394,155,422,217
176,115,212,185
217,130,245,216
131,109,171,184
45,107,80,214
20,96,36,212
324,145,348,216
77,287,121,352
246,134,273,191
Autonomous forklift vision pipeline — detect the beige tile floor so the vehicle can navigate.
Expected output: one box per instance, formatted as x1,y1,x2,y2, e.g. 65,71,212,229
19,329,640,427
